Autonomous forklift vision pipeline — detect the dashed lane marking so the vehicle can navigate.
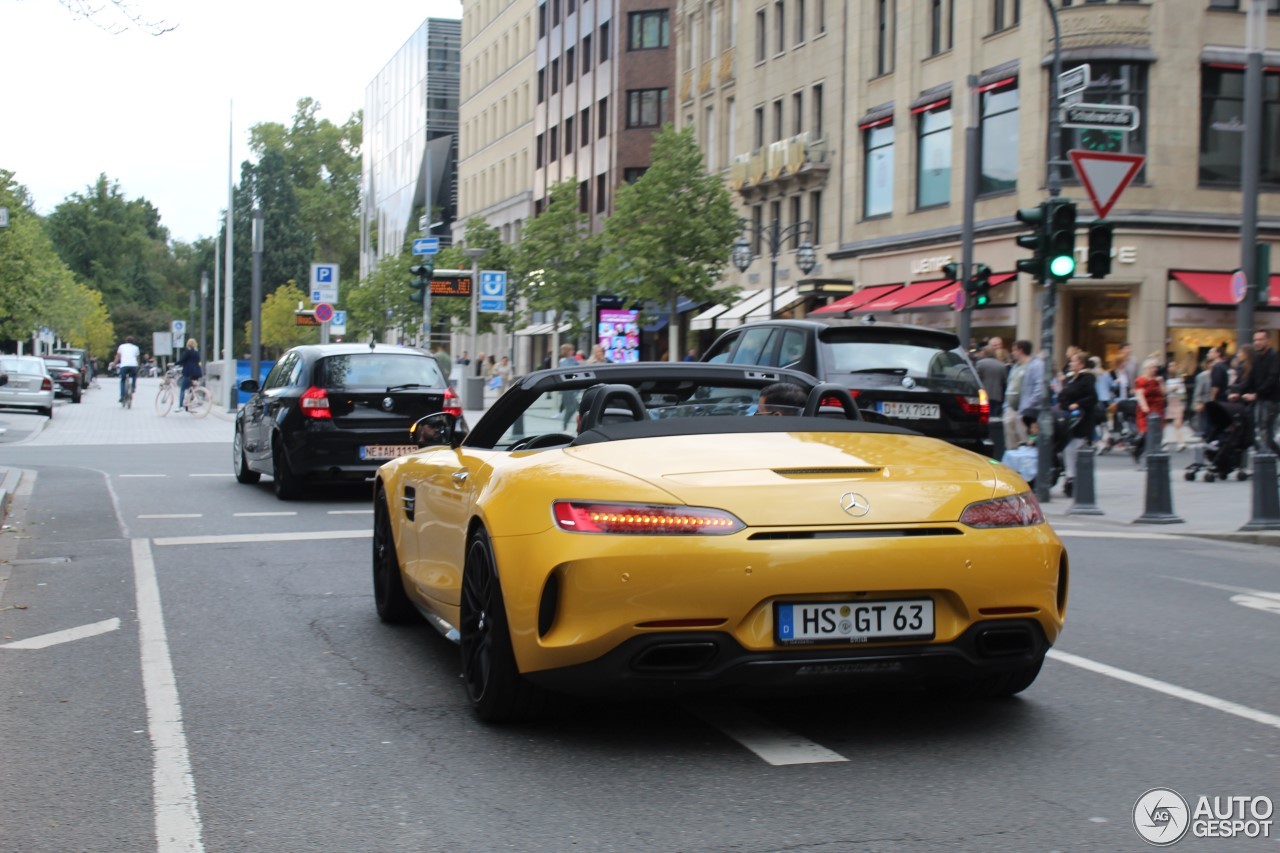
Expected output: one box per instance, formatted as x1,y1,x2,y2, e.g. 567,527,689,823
328,510,373,515
1054,530,1181,540
691,704,848,766
152,530,371,547
119,474,166,478
138,514,203,519
188,473,233,478
232,512,298,517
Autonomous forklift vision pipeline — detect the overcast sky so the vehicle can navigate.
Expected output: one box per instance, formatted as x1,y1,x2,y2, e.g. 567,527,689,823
2,0,462,244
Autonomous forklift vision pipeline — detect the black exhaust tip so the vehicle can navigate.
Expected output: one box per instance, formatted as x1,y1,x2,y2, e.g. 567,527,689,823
976,626,1034,657
631,642,719,673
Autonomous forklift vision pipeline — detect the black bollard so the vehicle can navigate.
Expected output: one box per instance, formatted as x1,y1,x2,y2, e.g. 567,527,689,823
1068,446,1104,515
1135,413,1183,524
1241,451,1280,531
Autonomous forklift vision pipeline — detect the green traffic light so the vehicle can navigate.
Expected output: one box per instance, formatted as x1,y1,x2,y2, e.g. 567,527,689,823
1049,254,1076,278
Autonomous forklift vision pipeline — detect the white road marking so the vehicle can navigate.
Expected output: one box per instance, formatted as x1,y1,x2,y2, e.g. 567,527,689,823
138,514,203,519
132,538,205,852
1230,593,1280,615
120,474,167,478
1048,649,1280,731
691,704,848,766
1055,530,1182,540
187,473,232,478
1,617,120,650
153,529,371,547
232,511,297,517
328,510,373,515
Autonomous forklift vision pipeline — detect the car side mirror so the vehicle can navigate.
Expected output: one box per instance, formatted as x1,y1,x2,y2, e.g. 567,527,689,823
238,379,260,394
411,412,468,449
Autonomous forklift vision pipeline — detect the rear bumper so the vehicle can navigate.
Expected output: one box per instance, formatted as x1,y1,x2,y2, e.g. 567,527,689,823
523,619,1049,698
283,427,416,482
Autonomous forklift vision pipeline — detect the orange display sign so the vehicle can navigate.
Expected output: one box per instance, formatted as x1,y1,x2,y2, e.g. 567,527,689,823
430,275,473,297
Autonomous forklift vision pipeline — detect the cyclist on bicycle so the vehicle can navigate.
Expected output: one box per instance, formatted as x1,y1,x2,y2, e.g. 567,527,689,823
114,336,140,403
176,338,204,410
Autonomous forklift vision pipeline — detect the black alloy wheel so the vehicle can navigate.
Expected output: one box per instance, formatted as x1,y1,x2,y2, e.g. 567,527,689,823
272,441,301,500
459,528,545,722
373,486,417,624
233,428,261,484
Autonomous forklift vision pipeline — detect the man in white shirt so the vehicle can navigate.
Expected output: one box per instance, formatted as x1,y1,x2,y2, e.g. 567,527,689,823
114,336,140,403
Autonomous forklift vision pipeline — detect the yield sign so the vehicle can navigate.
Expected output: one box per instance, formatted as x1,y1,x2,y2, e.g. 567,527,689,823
1068,150,1145,219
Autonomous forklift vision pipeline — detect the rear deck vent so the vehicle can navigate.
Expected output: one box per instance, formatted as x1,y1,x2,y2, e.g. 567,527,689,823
774,467,882,477
749,527,962,541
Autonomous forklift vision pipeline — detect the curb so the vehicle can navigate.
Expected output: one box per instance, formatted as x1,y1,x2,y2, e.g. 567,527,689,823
1181,531,1280,549
0,466,21,521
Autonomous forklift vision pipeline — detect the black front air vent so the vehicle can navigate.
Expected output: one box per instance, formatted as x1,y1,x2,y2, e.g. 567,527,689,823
749,528,962,541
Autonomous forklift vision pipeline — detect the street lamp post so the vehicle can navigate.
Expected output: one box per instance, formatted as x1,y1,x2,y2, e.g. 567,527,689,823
465,246,488,410
250,207,264,385
731,219,817,318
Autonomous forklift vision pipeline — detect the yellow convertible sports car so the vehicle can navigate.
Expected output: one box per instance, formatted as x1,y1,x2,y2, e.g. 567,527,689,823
372,363,1067,721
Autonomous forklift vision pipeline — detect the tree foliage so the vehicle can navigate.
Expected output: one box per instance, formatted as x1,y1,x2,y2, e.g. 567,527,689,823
513,180,601,344
599,125,740,360
346,252,419,344
247,281,319,357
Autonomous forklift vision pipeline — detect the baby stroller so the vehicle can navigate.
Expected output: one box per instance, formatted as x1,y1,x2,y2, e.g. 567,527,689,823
1185,399,1252,482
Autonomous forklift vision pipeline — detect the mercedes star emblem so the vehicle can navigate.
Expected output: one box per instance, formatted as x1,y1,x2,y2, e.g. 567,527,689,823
839,491,871,517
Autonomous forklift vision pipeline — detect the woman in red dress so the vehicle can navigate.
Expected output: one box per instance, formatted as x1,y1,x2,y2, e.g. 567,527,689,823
1133,357,1166,463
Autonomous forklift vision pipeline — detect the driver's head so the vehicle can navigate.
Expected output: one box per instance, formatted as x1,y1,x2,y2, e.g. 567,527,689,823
756,381,807,416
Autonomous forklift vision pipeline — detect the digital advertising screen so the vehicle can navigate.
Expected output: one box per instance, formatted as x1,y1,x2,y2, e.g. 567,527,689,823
596,308,641,363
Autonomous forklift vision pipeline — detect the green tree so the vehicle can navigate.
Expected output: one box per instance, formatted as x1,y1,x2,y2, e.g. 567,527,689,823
346,252,420,344
599,125,740,360
429,217,520,341
514,180,601,346
247,281,319,357
0,171,67,340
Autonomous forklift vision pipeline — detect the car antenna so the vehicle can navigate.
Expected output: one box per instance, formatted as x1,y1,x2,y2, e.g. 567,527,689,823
862,313,878,325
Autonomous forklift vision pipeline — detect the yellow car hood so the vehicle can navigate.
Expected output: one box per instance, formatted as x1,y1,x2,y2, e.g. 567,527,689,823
562,431,1002,526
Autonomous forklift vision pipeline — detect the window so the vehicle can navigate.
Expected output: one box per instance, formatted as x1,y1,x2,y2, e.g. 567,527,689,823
774,1,785,53
536,132,545,167
773,99,784,141
992,0,1021,30
863,121,894,217
790,196,802,233
795,0,805,44
1200,66,1280,186
930,0,943,56
756,9,767,62
624,167,648,183
1061,62,1147,175
812,84,824,137
566,47,575,83
816,0,826,33
809,190,822,243
752,205,764,253
979,79,1019,194
579,181,589,213
582,34,592,73
600,21,610,60
598,96,609,137
876,0,894,75
538,3,547,38
538,68,546,103
565,116,575,153
549,126,559,162
792,92,804,136
551,58,560,93
754,106,765,147
626,88,669,127
916,101,951,207
581,107,591,146
567,0,575,13
629,10,670,49
596,173,607,212
552,0,560,26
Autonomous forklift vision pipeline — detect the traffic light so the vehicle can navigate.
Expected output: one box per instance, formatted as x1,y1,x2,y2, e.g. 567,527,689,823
1015,203,1048,283
965,263,993,308
1086,221,1114,279
1046,198,1077,281
409,261,433,304
941,261,960,282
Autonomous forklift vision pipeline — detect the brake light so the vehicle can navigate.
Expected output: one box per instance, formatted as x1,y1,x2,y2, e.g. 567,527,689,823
956,391,990,424
820,391,858,407
959,492,1044,528
442,385,463,418
300,386,331,419
552,501,745,535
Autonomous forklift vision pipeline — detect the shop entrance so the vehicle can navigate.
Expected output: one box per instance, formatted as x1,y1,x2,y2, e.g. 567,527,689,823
1069,289,1131,369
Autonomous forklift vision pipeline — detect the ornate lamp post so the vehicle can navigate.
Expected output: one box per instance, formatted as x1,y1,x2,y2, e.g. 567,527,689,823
731,219,817,318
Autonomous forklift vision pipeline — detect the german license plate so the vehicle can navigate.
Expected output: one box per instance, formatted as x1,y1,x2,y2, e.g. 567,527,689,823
359,444,416,460
878,401,941,420
775,599,934,645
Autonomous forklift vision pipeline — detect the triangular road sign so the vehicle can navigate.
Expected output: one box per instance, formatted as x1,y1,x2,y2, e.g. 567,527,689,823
1068,150,1145,219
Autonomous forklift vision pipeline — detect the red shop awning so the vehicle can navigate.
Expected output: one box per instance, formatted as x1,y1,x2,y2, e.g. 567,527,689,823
1170,270,1280,307
810,284,905,315
898,273,1016,311
851,278,953,313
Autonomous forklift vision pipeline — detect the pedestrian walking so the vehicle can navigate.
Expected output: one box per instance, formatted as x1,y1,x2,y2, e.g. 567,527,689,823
1164,358,1188,451
1058,351,1097,496
1005,352,1029,449
1133,357,1166,465
974,342,1007,459
1231,330,1280,456
1014,340,1045,443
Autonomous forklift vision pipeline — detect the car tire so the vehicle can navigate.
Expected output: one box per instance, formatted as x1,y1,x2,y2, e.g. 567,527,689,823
372,486,418,624
72,388,81,404
460,528,546,723
272,441,302,500
233,428,261,484
41,406,53,418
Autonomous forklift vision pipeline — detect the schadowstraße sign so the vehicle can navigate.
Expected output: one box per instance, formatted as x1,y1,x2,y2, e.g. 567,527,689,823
1061,103,1140,132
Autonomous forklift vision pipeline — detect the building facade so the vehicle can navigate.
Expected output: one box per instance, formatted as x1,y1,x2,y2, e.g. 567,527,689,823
361,18,462,281
677,0,1280,366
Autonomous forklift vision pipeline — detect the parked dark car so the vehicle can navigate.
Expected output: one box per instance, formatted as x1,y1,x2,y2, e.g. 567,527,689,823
51,348,90,388
704,319,991,454
233,343,463,500
41,356,82,403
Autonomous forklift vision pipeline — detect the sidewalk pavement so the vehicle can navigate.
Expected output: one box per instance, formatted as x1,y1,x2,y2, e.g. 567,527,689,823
3,381,1278,544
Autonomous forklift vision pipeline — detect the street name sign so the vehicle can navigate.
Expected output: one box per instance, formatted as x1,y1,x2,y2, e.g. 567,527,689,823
1068,150,1146,219
1061,103,1140,132
1058,65,1090,100
310,263,339,304
413,237,440,255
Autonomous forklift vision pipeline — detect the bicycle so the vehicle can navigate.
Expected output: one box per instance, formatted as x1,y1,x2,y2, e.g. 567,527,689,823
155,368,179,416
119,365,137,409
179,379,213,418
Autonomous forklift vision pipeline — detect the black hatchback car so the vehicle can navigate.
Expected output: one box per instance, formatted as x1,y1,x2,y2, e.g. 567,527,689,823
704,319,991,454
234,343,461,499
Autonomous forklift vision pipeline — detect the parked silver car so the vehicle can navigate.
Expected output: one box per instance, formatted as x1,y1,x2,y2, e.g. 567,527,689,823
0,355,55,418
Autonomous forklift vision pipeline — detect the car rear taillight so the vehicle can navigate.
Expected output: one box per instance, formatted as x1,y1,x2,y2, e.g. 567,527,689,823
959,492,1044,528
300,386,331,419
819,391,858,407
956,390,990,424
552,501,745,535
41,377,53,392
442,385,463,417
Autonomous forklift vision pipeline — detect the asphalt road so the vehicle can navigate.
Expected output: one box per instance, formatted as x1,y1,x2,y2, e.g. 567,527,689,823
1,393,1278,852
